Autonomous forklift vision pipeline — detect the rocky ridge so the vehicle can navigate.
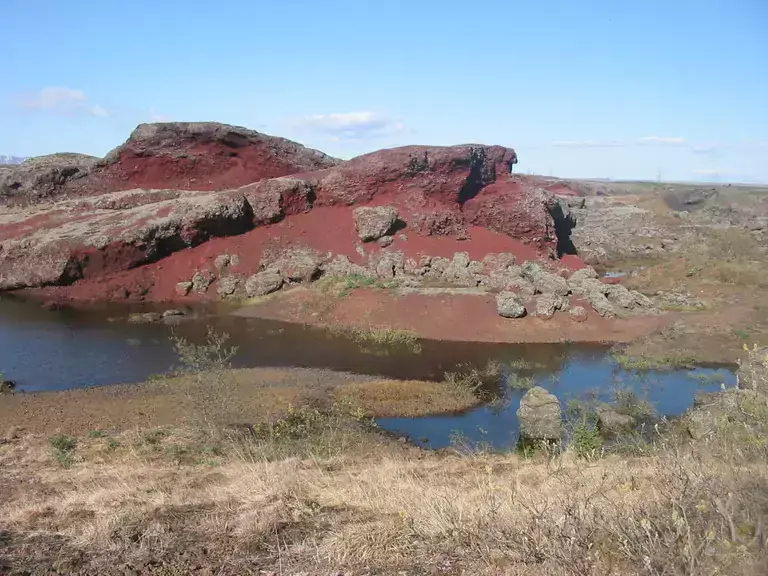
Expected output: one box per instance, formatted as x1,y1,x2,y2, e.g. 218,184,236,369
0,123,579,297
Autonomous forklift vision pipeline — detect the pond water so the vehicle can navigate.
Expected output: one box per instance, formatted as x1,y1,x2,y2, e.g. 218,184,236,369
0,295,735,449
379,355,735,449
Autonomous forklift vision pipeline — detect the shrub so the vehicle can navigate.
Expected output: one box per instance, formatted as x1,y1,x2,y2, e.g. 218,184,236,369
444,360,502,401
568,413,604,460
49,434,77,468
334,325,422,356
169,328,239,425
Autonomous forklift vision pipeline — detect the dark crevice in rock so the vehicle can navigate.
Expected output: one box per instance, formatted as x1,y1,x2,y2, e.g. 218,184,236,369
549,202,577,257
458,148,493,205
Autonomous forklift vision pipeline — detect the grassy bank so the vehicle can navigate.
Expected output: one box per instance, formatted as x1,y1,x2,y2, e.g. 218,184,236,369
2,395,767,575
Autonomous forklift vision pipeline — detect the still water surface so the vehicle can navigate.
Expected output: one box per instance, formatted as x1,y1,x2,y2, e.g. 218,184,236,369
0,296,734,449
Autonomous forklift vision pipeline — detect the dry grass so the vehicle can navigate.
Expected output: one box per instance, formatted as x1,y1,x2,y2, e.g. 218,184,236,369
2,422,767,575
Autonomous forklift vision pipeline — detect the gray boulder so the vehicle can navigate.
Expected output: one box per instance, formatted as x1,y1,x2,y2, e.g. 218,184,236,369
496,291,527,318
373,250,405,280
239,177,316,225
517,387,563,442
175,281,193,296
272,248,321,283
321,254,373,279
535,293,569,319
353,206,398,241
595,404,636,438
404,255,432,276
568,305,588,322
443,252,479,287
214,253,239,270
532,269,570,297
568,266,599,285
504,276,536,298
191,269,215,294
216,276,241,297
425,256,450,278
245,271,283,297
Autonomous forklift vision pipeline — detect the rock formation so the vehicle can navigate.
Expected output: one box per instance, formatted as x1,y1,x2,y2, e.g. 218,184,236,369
0,123,580,299
517,386,563,444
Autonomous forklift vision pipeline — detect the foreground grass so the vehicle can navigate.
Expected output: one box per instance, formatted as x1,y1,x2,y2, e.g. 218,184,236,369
2,411,767,576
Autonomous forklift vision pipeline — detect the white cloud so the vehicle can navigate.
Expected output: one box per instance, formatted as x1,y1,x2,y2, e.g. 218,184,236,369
295,111,407,140
147,107,172,122
16,86,110,118
636,136,686,145
549,139,624,148
89,105,109,118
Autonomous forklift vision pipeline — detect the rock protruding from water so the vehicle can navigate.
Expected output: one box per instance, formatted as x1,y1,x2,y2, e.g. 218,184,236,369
517,386,563,443
496,291,526,318
0,379,17,395
127,312,163,324
353,206,398,242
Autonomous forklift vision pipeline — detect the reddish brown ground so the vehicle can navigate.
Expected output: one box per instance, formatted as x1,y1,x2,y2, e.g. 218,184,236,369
236,287,671,345
25,205,578,303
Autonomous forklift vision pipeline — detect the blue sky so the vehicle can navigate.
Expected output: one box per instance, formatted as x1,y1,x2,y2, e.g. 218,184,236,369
2,0,767,183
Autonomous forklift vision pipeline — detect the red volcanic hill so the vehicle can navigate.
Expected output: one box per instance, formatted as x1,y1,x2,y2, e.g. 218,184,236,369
0,122,340,203
0,122,581,302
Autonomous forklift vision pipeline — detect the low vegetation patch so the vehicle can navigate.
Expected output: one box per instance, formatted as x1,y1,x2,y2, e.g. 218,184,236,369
332,325,422,355
49,434,77,468
444,360,503,401
613,351,696,371
333,378,478,417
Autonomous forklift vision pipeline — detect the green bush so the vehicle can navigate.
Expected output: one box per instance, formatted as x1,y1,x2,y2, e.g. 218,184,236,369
569,414,604,460
49,434,77,468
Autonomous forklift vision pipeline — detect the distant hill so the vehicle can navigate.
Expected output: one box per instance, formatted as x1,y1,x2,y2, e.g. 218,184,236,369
0,155,28,165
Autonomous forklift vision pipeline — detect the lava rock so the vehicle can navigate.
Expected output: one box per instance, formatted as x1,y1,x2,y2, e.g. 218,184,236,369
175,281,193,296
496,291,527,318
216,276,241,297
353,206,398,242
191,269,216,294
245,271,283,297
517,386,563,443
